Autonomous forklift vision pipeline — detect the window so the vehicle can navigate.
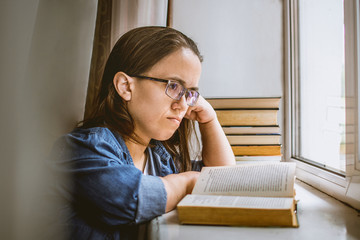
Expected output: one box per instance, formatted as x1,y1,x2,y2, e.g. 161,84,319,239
286,0,360,209
295,0,346,174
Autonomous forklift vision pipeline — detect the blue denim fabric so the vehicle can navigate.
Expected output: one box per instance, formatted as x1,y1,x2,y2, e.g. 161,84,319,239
49,127,189,239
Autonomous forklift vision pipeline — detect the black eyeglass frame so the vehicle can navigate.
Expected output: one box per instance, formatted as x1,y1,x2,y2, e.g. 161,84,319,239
130,75,200,106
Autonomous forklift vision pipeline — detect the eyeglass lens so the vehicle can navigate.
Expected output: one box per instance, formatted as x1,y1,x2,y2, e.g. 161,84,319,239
165,81,199,106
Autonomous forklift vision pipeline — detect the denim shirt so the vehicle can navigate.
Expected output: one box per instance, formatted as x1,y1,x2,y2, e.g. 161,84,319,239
48,127,202,239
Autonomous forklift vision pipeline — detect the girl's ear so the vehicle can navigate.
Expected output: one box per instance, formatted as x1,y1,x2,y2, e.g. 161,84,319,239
113,72,133,101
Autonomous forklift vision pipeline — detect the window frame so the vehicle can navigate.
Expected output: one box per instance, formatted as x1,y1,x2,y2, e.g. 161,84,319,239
284,0,360,209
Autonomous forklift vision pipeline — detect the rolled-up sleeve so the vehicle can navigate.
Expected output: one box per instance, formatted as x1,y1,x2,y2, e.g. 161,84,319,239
136,175,167,223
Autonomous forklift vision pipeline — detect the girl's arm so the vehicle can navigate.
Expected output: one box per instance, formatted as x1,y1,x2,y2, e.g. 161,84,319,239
160,171,200,212
185,96,236,166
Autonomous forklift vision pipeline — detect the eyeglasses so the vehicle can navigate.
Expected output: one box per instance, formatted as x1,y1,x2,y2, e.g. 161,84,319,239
131,75,200,107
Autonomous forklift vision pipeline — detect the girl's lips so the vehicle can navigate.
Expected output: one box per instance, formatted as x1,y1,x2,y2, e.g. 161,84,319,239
167,117,181,125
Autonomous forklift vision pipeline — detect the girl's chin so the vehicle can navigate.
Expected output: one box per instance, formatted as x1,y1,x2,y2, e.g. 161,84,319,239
153,130,178,142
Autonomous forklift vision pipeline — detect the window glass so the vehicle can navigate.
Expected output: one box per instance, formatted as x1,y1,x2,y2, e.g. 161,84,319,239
297,0,345,173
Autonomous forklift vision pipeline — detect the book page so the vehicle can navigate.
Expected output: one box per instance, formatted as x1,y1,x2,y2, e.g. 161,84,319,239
178,194,293,209
192,162,295,197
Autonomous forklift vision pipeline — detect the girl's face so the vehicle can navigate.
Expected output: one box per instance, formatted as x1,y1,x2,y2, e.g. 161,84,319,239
128,47,202,143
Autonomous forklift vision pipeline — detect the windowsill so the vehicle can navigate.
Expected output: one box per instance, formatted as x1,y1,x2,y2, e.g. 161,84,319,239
291,158,360,209
148,180,360,240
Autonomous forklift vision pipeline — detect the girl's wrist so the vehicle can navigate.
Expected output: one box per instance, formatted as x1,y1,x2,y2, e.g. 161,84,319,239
199,117,218,129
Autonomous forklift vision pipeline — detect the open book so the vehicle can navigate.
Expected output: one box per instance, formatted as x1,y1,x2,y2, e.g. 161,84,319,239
177,162,298,227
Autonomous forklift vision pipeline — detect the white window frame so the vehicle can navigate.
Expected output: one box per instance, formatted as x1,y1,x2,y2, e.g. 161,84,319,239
284,0,360,209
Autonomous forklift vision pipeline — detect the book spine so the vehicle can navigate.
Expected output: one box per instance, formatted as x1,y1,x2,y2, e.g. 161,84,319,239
216,110,278,126
207,97,281,109
231,145,281,156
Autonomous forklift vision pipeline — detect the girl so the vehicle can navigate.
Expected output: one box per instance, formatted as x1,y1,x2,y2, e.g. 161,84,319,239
50,26,235,239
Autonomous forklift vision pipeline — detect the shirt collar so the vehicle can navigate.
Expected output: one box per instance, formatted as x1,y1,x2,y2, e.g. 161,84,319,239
110,130,172,164
150,140,173,164
110,130,132,163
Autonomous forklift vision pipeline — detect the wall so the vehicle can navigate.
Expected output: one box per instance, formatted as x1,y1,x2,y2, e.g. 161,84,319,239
0,0,97,239
172,0,283,98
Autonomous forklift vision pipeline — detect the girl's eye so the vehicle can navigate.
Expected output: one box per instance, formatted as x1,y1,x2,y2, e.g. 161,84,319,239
169,82,179,90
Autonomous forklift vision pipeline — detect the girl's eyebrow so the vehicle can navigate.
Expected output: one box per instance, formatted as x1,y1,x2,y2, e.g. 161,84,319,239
168,77,199,91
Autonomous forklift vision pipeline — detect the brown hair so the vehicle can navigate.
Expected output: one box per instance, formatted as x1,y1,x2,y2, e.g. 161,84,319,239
80,26,203,172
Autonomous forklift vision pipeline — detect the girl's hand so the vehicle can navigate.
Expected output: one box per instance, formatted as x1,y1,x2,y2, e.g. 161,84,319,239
184,96,216,124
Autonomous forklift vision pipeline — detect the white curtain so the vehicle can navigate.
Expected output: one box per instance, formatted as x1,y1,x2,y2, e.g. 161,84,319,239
111,0,168,47
0,1,98,239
